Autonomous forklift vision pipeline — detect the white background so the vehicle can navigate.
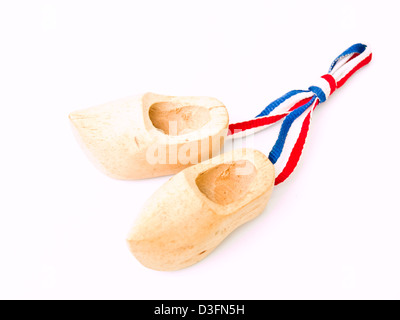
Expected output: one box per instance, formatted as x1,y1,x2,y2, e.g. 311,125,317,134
1,0,399,300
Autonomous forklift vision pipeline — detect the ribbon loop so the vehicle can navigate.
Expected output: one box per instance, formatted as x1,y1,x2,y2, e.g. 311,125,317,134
227,43,372,185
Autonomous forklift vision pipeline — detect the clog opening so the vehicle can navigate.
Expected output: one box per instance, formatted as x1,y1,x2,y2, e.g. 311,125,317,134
195,160,257,205
149,102,211,136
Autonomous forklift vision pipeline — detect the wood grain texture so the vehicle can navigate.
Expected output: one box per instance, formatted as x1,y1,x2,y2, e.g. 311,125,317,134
69,92,229,179
127,148,275,271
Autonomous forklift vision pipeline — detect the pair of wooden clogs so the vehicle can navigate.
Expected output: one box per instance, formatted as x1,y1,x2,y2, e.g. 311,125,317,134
70,93,275,271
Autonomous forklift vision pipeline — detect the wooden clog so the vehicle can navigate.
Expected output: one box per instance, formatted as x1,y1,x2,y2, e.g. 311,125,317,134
69,92,229,179
127,148,275,271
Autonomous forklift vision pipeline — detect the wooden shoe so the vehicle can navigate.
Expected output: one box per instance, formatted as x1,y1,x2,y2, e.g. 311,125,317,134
127,148,275,271
69,92,229,179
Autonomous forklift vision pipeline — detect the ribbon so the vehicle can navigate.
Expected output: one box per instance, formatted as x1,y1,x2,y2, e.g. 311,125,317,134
228,43,372,185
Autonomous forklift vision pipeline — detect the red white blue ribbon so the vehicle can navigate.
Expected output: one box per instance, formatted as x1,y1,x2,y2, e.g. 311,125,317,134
228,43,372,185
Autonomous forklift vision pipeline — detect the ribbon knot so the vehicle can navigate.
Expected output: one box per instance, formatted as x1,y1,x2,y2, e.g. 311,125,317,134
309,74,337,103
